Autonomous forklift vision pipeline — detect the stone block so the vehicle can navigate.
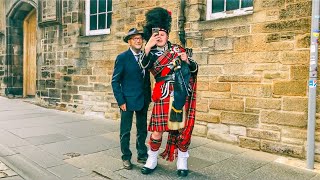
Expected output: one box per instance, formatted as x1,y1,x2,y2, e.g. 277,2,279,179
239,136,260,150
281,137,304,145
221,112,259,127
61,94,71,102
264,72,288,80
261,140,304,158
290,65,308,80
261,110,307,127
192,124,207,137
280,51,309,65
196,99,209,112
246,52,280,63
73,76,88,86
246,98,281,110
207,123,229,134
199,91,231,99
197,66,222,76
281,127,307,139
198,81,209,91
207,129,238,144
209,99,244,112
94,84,107,92
230,125,246,136
253,64,278,71
273,80,307,96
214,37,233,51
196,113,220,123
208,53,232,64
209,83,230,92
296,34,310,48
223,64,253,75
247,128,280,141
79,86,93,91
282,97,307,112
49,89,61,98
232,84,272,97
218,75,261,82
67,86,78,94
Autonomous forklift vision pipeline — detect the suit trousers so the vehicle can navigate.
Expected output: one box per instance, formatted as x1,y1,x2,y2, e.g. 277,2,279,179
120,104,148,161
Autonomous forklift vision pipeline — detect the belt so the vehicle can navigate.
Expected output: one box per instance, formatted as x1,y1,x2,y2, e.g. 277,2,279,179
156,74,174,82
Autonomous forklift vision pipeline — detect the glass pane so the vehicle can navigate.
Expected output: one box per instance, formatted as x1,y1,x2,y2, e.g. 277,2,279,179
98,14,106,29
99,0,106,13
90,0,97,14
107,0,112,12
107,13,112,28
241,0,253,8
226,0,240,11
90,15,97,30
212,0,224,13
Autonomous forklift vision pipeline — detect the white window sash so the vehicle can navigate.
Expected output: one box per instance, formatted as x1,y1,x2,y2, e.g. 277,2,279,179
206,0,253,20
85,0,111,36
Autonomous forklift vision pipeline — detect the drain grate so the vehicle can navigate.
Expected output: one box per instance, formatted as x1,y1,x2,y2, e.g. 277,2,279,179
63,152,81,158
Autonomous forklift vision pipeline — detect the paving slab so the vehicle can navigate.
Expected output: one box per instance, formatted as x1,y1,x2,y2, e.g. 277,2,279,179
189,146,233,163
38,134,120,159
65,151,123,172
240,162,317,180
53,120,114,138
196,153,272,179
0,154,59,180
8,126,65,139
13,145,65,168
0,131,30,148
24,134,70,146
47,163,90,179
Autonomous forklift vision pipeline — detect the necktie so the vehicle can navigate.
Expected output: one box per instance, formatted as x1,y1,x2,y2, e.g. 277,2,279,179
135,54,145,77
135,54,140,62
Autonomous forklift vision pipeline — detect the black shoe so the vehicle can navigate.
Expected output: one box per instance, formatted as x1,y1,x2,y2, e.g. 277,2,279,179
177,169,189,177
137,156,148,164
141,166,156,174
123,160,133,170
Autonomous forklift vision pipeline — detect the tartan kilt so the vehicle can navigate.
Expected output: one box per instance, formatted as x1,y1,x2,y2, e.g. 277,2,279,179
148,83,190,132
148,84,181,132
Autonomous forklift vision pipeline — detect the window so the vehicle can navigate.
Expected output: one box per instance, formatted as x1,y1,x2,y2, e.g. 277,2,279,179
85,0,112,36
206,0,253,20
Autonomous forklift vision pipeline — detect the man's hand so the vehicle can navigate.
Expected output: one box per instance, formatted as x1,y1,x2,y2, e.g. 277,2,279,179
178,52,189,64
120,104,127,111
145,33,160,55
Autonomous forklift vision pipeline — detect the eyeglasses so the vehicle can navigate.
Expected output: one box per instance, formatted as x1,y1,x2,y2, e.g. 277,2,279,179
130,37,143,41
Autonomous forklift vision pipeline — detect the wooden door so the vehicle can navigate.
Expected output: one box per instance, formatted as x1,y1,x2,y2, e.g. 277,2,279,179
23,10,36,97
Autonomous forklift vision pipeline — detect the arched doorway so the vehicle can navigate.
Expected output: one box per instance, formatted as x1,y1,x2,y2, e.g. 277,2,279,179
23,10,36,97
6,1,37,97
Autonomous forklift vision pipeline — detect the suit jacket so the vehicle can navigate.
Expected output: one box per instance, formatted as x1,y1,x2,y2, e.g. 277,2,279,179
112,48,151,111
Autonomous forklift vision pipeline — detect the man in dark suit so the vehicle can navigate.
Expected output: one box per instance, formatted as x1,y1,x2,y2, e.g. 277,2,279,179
112,28,151,170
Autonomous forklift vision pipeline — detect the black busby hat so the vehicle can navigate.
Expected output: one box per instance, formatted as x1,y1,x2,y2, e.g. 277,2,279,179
143,7,172,41
123,28,144,43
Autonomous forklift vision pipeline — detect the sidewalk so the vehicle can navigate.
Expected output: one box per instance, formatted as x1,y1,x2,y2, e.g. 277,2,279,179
0,96,320,180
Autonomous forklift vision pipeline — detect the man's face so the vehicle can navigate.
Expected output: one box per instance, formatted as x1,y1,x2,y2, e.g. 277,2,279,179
128,34,143,50
156,30,169,48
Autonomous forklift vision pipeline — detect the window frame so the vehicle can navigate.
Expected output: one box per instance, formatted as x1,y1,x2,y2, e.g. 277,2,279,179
85,0,112,36
206,0,253,21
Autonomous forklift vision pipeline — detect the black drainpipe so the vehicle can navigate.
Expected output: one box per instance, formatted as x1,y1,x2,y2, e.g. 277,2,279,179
179,0,186,48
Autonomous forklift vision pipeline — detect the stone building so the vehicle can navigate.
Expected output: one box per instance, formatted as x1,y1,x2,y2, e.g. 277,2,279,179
0,0,316,161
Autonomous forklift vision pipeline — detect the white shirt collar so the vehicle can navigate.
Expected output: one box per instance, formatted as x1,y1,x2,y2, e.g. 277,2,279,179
130,48,141,56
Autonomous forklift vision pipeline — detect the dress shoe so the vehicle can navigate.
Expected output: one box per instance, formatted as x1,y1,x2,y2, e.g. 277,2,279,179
177,169,189,177
123,160,133,170
137,156,148,164
141,166,156,174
